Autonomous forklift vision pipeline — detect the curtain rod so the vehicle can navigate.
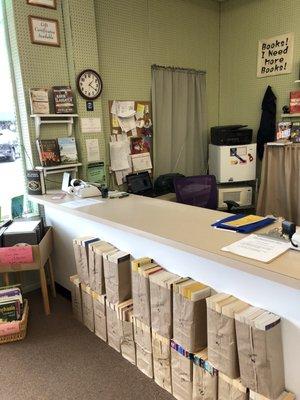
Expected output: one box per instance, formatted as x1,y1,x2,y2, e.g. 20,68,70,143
151,64,206,74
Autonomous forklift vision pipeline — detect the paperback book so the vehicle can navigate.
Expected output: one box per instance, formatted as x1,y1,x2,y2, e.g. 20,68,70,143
29,88,50,114
58,137,78,164
26,170,45,195
53,86,75,114
36,139,61,167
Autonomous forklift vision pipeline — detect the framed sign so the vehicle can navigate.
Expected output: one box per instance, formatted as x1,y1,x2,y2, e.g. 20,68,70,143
29,16,60,47
26,0,57,9
257,32,294,78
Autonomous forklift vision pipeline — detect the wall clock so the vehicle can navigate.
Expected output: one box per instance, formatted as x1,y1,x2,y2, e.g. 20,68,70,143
76,69,103,100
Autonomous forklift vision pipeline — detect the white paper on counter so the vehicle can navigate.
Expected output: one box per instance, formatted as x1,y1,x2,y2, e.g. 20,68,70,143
222,234,290,263
62,198,104,209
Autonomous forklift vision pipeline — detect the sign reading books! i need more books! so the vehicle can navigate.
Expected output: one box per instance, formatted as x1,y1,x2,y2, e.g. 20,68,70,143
53,86,75,114
36,139,61,167
58,137,78,164
29,88,50,114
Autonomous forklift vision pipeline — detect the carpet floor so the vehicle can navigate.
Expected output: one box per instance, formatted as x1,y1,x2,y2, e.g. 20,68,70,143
0,290,174,400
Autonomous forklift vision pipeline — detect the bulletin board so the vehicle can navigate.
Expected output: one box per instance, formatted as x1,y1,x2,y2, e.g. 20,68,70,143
108,100,154,185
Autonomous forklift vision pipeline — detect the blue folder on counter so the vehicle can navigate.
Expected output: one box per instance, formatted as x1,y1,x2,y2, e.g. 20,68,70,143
211,213,276,233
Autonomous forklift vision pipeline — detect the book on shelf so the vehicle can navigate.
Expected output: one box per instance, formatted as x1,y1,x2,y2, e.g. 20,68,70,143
52,86,75,114
36,139,61,167
276,121,291,140
290,122,300,143
29,88,50,114
58,137,78,164
26,169,45,195
290,90,300,113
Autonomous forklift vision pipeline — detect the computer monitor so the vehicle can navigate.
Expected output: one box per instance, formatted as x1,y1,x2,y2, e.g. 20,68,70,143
126,172,153,195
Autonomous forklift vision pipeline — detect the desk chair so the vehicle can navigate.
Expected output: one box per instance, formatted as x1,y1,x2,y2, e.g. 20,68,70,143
174,175,218,209
174,175,239,211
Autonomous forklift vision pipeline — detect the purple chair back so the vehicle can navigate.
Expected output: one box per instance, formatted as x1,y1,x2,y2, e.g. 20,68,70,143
174,175,218,210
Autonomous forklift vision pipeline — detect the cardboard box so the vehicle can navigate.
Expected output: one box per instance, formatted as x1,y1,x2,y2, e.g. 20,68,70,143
152,332,172,393
192,349,218,400
218,373,248,400
207,308,239,379
81,282,94,332
89,241,115,294
171,347,193,400
103,250,131,304
236,319,285,399
134,318,153,378
106,301,121,352
69,275,83,323
173,291,207,353
92,291,107,342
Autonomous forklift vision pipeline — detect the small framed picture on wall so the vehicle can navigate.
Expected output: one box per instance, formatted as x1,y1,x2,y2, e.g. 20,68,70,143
29,16,60,47
26,0,57,9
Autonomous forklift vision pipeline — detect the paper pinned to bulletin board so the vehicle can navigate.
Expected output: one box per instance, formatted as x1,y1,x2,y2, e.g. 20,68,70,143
108,100,153,185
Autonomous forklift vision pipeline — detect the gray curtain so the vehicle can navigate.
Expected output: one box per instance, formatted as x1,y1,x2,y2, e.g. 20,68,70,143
151,65,208,177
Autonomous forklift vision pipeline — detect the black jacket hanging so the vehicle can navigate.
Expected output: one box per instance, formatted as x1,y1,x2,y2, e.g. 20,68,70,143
257,86,277,160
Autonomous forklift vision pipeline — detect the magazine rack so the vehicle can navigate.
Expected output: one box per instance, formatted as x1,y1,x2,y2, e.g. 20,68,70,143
0,227,55,315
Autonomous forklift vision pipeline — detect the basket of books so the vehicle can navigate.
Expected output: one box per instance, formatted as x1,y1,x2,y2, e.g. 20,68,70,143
0,285,29,344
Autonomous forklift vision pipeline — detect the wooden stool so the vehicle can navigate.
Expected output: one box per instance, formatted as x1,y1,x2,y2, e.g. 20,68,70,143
0,227,56,315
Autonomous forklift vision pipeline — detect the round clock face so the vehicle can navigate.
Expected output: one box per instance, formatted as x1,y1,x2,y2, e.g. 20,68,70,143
77,69,103,100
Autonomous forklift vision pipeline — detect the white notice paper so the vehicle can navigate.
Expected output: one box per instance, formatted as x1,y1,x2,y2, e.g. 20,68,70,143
62,198,103,209
131,152,152,172
222,234,290,263
111,101,135,118
109,141,130,171
86,139,100,162
80,117,102,133
118,116,136,133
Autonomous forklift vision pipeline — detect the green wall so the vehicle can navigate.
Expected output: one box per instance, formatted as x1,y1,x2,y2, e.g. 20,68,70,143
6,0,220,184
5,0,105,183
219,0,300,134
94,0,220,143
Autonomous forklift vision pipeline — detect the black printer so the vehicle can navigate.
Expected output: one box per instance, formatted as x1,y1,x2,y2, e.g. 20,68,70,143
211,125,253,146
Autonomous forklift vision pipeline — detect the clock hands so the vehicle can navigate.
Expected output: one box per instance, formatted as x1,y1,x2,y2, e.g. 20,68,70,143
88,81,97,91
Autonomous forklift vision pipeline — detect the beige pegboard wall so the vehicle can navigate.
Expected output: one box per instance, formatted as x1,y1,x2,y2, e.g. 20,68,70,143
7,0,106,187
94,0,220,153
220,0,300,135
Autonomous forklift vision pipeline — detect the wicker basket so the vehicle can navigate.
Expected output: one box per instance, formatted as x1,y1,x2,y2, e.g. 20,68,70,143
0,299,29,344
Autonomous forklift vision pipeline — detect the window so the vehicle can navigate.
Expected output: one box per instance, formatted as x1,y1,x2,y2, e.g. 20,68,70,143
0,5,26,219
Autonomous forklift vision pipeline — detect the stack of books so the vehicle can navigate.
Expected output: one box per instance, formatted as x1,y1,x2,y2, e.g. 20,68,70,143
36,137,78,167
0,285,23,328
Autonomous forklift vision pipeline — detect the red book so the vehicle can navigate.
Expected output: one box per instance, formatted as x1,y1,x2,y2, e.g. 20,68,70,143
290,91,300,113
